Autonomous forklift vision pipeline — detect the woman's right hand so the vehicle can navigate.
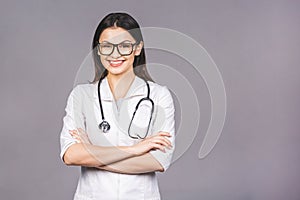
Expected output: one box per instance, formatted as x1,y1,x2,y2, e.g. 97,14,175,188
130,131,173,156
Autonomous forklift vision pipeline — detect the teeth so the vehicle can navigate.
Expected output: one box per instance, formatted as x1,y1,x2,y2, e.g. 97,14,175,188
110,60,123,64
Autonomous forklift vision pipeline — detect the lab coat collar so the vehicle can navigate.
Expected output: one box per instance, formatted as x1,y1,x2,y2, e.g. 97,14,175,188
94,75,147,101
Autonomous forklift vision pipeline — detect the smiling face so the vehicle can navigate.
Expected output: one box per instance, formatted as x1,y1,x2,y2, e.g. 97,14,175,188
98,27,143,77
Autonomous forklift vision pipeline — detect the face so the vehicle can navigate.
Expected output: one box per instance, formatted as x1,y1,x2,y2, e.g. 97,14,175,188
98,27,143,77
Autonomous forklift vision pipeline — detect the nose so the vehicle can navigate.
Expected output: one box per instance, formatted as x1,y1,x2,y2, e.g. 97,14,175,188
110,46,121,58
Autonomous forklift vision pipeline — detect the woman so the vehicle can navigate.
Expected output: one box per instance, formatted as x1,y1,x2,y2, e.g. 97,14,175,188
60,12,175,200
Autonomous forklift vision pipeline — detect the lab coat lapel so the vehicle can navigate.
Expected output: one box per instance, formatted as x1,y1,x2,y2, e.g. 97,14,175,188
93,76,147,101
93,77,114,101
123,76,147,99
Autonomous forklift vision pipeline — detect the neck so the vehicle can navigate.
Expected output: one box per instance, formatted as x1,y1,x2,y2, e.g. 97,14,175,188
107,70,135,100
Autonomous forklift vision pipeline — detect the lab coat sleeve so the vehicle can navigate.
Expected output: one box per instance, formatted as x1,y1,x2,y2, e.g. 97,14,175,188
59,85,85,162
149,86,175,171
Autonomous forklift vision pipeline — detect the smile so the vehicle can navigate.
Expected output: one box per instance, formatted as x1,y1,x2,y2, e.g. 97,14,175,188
108,60,125,67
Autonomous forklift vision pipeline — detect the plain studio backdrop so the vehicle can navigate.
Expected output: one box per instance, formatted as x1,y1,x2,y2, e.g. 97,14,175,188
1,0,300,200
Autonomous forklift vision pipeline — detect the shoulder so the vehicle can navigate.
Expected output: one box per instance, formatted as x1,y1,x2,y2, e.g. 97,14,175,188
70,82,96,99
147,80,173,101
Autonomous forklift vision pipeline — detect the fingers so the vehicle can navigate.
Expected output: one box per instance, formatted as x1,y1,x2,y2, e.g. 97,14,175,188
77,128,85,134
148,131,170,139
157,131,172,137
151,137,172,149
151,143,166,153
69,130,81,143
151,132,172,148
69,129,78,137
69,128,91,144
146,132,173,153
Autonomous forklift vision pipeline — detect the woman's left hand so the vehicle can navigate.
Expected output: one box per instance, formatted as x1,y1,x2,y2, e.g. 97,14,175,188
69,128,92,144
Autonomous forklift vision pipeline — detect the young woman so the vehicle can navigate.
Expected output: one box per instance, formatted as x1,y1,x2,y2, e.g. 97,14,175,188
60,12,175,200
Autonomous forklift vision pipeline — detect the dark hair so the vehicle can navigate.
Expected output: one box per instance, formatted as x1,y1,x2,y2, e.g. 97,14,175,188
91,12,153,83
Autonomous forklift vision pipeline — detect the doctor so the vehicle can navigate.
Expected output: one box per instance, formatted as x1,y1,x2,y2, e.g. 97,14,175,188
60,12,175,200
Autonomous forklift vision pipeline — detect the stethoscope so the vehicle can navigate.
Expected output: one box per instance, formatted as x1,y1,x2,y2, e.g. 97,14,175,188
97,77,154,139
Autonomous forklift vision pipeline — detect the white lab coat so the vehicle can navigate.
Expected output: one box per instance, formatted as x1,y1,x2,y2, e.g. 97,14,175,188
60,75,175,200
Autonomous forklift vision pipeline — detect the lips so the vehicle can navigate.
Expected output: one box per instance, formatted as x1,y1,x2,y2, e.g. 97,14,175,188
108,60,125,67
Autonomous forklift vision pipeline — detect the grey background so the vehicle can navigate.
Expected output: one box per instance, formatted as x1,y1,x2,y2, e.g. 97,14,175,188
1,0,300,199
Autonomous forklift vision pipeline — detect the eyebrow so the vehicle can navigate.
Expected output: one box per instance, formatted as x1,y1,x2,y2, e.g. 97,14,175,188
100,40,133,44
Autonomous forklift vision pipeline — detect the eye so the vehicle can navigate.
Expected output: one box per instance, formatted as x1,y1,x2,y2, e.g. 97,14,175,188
119,43,132,48
101,44,112,48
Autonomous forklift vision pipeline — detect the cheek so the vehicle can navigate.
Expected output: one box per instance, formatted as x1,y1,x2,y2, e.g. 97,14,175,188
126,55,136,65
100,57,109,68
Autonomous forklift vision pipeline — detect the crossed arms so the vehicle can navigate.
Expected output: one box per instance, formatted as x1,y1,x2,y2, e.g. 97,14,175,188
63,129,172,174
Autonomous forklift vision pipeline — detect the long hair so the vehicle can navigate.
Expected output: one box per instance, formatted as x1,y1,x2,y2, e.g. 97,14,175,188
91,12,153,83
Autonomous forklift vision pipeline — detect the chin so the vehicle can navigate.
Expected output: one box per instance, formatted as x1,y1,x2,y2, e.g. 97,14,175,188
107,67,128,76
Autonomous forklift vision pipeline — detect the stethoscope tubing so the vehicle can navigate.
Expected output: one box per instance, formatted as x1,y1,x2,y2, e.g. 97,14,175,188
97,76,154,139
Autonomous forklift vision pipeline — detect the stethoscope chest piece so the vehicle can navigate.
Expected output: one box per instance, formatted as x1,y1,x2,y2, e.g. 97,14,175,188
99,120,110,133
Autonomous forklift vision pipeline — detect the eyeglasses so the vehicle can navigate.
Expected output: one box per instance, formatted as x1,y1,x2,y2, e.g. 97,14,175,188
97,41,138,56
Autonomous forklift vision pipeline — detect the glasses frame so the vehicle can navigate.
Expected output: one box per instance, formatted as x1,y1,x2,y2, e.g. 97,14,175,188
97,41,138,56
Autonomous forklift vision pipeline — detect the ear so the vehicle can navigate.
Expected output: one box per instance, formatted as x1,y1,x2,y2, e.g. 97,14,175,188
134,41,144,56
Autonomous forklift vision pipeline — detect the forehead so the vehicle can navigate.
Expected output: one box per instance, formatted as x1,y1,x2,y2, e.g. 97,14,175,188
99,27,135,43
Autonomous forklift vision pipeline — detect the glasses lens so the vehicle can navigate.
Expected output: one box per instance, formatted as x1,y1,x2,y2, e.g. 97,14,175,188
99,43,113,55
118,43,133,55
